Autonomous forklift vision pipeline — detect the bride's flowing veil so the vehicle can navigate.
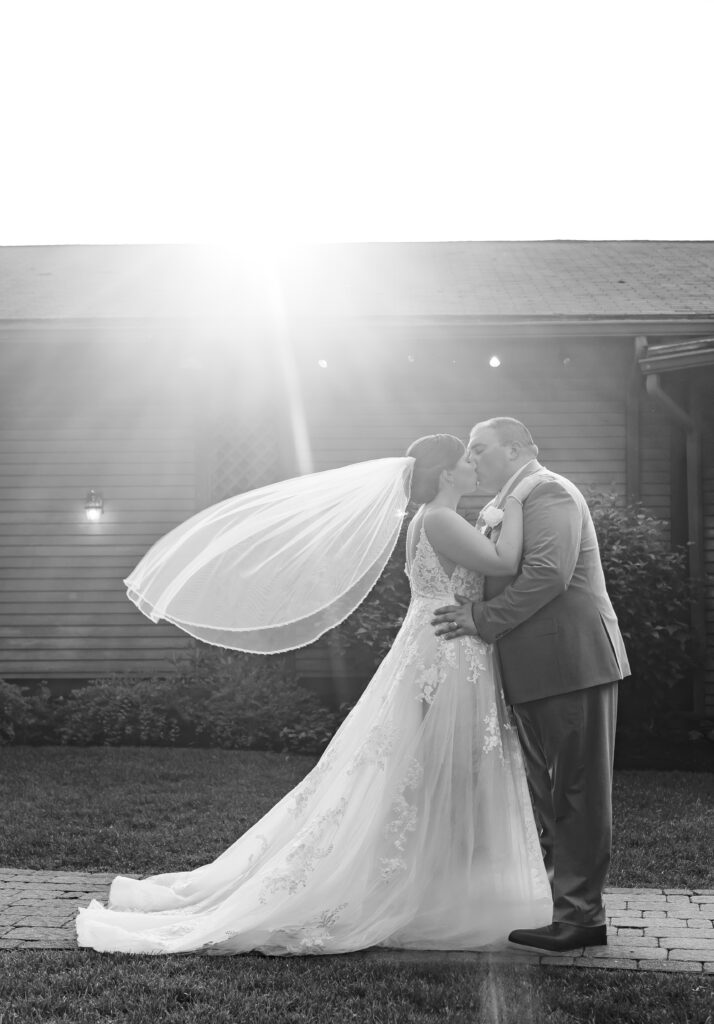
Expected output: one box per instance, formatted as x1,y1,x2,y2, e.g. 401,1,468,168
124,457,415,653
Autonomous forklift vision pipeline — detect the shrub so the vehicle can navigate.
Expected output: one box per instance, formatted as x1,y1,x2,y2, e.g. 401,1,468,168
56,674,188,747
177,647,337,753
587,490,697,735
0,679,30,744
53,647,336,754
0,679,53,745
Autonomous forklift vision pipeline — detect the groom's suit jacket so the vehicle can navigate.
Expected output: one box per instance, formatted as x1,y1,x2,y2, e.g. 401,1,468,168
472,463,630,705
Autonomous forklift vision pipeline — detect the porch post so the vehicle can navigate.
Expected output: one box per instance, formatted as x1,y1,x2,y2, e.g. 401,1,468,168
626,337,644,504
687,382,707,715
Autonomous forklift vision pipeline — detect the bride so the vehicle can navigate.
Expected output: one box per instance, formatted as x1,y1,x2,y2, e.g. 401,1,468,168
76,433,552,955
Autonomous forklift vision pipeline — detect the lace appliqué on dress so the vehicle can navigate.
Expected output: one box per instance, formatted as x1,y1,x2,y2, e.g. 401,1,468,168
407,524,456,600
246,833,270,866
406,522,489,705
346,719,396,775
287,745,339,817
269,902,350,954
258,798,348,904
414,663,440,705
482,704,503,755
380,758,424,879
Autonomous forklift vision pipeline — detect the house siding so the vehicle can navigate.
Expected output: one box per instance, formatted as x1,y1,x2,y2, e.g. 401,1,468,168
293,334,629,484
0,339,196,678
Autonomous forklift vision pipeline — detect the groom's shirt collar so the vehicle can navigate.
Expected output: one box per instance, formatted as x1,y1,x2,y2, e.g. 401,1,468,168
495,459,540,505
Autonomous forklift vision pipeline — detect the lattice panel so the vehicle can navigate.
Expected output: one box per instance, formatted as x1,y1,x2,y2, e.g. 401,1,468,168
207,415,283,502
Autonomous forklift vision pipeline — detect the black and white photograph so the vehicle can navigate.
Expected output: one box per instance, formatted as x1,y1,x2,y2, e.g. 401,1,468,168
0,1,712,1021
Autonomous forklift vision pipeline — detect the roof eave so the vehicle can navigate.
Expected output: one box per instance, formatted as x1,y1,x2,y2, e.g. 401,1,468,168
1,313,714,344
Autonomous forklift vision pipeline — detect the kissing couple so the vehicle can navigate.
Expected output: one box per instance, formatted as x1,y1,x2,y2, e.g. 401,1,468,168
77,416,630,956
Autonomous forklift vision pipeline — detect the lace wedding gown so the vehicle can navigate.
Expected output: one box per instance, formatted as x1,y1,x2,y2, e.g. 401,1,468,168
76,515,552,955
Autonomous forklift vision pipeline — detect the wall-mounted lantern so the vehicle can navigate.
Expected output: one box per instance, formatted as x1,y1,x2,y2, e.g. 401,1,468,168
84,490,104,522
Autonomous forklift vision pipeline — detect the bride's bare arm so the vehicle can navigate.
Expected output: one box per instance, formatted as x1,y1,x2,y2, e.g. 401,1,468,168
423,497,524,576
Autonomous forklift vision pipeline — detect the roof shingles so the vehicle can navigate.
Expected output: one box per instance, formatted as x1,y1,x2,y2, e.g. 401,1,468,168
0,241,713,320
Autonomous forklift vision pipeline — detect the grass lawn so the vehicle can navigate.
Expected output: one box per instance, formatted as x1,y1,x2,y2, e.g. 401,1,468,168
0,746,713,1023
2,950,714,1024
1,746,712,885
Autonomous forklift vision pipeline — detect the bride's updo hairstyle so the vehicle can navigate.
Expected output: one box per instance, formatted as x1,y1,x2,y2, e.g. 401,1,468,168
406,434,465,504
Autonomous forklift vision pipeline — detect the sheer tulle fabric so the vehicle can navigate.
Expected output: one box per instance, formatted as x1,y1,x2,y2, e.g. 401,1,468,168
77,520,552,955
124,458,415,653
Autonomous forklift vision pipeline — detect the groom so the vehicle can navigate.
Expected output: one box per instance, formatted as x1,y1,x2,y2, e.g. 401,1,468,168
432,417,630,953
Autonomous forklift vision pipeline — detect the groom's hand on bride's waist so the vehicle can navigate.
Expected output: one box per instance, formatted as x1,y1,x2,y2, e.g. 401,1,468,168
431,595,479,639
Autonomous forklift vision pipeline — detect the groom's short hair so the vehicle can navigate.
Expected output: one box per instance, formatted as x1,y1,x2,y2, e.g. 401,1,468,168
475,417,539,457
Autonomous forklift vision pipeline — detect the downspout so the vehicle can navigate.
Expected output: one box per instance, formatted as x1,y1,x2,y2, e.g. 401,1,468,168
636,337,706,715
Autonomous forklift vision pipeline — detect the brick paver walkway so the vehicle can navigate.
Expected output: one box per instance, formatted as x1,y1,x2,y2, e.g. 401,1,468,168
1,871,713,973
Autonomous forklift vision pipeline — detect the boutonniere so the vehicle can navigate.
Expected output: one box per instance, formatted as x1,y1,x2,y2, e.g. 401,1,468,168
479,505,504,534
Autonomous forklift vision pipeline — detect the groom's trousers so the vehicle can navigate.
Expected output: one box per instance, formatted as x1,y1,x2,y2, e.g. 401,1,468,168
512,680,618,928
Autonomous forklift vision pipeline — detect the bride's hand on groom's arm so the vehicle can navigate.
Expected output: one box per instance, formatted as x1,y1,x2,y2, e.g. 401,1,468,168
431,594,479,639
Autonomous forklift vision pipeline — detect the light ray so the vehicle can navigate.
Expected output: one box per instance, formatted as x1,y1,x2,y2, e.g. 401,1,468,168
259,251,315,477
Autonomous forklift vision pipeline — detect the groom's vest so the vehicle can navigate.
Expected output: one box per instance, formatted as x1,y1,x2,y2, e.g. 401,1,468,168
473,466,630,705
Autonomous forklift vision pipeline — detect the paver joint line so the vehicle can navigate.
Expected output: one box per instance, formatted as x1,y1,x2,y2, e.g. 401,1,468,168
0,873,713,974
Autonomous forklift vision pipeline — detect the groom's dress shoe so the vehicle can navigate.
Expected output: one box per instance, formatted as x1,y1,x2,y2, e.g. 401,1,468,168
508,923,607,952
